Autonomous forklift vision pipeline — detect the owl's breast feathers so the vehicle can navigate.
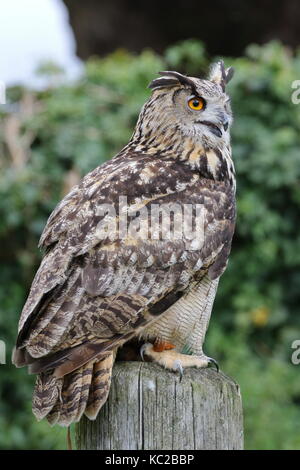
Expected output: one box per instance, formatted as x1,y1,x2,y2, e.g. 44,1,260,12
15,149,233,370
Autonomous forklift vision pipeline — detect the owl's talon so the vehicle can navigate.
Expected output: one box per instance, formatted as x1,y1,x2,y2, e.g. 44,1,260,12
174,359,183,381
140,344,146,361
140,342,151,361
207,357,219,372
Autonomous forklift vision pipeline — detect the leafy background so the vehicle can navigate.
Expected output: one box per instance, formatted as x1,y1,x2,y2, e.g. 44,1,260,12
0,40,300,449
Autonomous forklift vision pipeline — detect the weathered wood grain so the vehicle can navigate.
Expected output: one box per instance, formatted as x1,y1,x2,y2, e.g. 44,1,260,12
76,361,243,450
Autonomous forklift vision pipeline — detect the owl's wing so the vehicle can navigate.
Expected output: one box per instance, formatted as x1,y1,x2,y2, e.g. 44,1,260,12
15,153,235,377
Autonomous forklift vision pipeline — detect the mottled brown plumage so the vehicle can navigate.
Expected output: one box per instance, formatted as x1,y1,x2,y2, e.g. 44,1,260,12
13,62,236,426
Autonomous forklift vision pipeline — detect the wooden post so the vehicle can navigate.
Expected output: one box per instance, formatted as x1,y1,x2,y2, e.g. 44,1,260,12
76,361,243,450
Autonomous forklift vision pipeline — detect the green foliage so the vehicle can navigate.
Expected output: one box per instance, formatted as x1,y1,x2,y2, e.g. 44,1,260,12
0,40,300,449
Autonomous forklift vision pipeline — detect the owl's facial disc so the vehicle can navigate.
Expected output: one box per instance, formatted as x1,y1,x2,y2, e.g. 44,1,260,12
170,86,231,143
187,95,224,136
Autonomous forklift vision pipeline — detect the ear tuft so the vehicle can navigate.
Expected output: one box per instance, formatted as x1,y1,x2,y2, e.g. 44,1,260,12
225,66,234,84
209,61,234,90
148,70,197,94
148,76,180,90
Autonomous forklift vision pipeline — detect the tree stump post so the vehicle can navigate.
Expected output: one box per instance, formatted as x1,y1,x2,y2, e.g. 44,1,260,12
76,361,243,450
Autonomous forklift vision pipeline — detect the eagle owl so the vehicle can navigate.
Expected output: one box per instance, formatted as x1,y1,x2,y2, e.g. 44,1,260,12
13,61,236,426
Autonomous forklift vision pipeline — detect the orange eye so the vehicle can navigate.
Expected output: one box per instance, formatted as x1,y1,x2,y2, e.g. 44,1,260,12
188,97,205,111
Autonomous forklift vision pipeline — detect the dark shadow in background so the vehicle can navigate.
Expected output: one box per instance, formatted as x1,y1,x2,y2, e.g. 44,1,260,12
63,0,300,59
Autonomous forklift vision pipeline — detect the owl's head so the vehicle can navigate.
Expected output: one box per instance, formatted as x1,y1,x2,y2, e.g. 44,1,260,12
133,61,234,151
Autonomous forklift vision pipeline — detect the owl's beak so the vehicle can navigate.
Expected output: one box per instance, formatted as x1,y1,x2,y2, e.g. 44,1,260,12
198,121,222,137
221,114,229,131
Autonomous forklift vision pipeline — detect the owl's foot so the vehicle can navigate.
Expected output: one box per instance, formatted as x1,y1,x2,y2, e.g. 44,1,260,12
140,342,218,380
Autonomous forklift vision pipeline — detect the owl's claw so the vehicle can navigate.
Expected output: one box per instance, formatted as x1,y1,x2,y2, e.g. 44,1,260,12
140,344,146,361
207,357,219,372
174,359,183,382
140,342,151,362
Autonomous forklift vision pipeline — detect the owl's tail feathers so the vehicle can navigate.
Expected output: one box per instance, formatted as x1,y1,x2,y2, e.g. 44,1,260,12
32,353,114,427
85,354,114,420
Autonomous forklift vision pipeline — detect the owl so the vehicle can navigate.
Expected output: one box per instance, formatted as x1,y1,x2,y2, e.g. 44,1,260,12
13,61,236,426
